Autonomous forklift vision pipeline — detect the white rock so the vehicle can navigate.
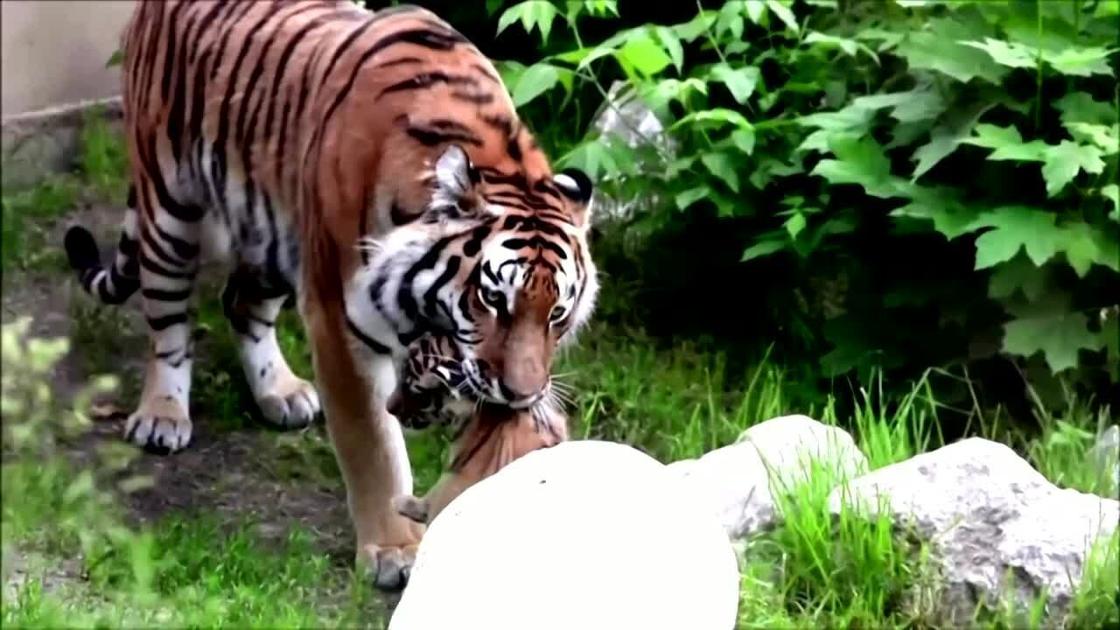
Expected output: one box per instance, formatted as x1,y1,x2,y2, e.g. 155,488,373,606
829,437,1120,624
672,415,868,539
1090,424,1119,499
388,441,740,630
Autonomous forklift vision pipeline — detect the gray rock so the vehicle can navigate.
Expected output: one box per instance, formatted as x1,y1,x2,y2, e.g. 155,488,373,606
829,437,1119,625
1089,424,1119,499
389,440,740,630
672,414,868,539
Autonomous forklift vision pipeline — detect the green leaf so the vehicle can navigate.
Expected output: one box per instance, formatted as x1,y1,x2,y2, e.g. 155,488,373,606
105,48,124,68
896,18,1007,84
1003,312,1103,373
510,63,561,106
673,108,752,131
1041,46,1116,77
741,239,788,262
971,206,1060,269
1055,92,1118,126
730,128,756,155
1041,141,1105,197
675,185,710,210
496,1,559,43
910,102,991,179
785,212,807,239
1102,184,1120,221
744,0,766,23
673,12,717,42
988,255,1047,301
962,124,1048,162
701,152,741,193
766,0,799,33
618,32,672,77
654,27,684,72
1057,221,1113,277
716,2,745,40
812,136,907,198
486,0,505,15
891,187,983,239
805,32,860,58
709,64,760,104
1066,123,1119,155
960,38,1037,69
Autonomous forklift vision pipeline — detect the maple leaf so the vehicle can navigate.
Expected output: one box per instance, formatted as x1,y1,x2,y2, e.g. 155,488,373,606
1041,141,1105,197
1003,311,1103,373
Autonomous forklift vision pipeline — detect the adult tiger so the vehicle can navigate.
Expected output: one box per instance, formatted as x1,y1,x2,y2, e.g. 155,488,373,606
63,1,598,590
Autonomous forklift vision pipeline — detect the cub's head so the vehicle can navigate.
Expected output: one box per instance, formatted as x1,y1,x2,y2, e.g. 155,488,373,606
350,143,599,410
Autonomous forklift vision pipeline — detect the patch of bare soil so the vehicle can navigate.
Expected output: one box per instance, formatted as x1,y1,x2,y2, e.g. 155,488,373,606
2,202,352,560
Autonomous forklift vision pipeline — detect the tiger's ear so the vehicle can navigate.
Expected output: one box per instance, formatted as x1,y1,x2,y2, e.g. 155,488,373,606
433,144,480,203
554,168,594,229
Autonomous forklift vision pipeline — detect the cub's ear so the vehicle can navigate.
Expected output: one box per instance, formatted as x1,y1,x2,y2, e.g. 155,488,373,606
554,168,594,228
432,144,480,203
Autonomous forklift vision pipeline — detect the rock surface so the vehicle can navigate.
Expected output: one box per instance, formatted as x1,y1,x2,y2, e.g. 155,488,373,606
388,440,740,630
672,415,868,539
829,437,1120,624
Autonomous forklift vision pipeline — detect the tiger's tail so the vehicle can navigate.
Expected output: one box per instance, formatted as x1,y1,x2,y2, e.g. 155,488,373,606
64,185,140,305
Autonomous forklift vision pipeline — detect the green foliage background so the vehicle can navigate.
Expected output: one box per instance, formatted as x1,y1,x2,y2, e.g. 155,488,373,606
414,0,1119,418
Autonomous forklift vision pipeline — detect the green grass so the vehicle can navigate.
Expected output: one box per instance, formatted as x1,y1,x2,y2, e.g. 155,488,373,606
1,108,128,274
0,112,1111,624
5,277,1119,627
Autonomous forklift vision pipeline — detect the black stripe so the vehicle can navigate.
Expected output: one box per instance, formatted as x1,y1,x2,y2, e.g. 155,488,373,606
213,3,288,198
209,1,257,81
450,90,494,105
138,2,166,114
140,136,205,222
160,1,188,104
346,316,392,354
152,221,200,260
503,236,568,260
375,56,423,68
264,9,351,188
423,255,460,320
140,253,195,280
147,312,189,331
320,27,467,126
142,228,184,268
378,71,476,100
188,0,229,64
142,287,193,302
405,126,483,147
318,15,380,90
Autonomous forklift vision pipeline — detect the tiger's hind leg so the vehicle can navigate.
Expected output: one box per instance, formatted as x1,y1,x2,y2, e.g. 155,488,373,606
222,267,320,428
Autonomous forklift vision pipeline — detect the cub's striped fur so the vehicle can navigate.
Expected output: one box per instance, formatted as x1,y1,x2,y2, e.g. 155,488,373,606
387,331,567,525
63,1,597,590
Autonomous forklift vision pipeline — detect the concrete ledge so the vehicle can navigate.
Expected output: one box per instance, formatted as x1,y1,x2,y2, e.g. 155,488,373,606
2,96,123,190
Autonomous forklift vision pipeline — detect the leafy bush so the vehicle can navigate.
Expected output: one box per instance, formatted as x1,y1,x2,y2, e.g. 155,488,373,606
491,0,1119,412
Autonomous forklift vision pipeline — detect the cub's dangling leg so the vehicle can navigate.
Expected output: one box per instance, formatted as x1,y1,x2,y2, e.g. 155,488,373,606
221,267,320,428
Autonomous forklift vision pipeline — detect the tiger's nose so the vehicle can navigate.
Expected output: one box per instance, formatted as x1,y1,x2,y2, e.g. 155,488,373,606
498,380,546,409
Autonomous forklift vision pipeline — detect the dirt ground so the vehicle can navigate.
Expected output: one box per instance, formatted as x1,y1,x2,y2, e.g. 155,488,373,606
2,201,355,563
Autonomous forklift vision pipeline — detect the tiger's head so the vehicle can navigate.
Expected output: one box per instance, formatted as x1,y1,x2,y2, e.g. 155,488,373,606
347,143,599,411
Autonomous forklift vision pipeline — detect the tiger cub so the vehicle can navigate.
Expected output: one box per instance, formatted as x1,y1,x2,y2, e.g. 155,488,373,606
387,332,567,524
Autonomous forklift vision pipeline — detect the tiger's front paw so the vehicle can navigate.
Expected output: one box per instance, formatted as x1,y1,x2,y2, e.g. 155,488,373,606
257,374,321,429
125,396,192,454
